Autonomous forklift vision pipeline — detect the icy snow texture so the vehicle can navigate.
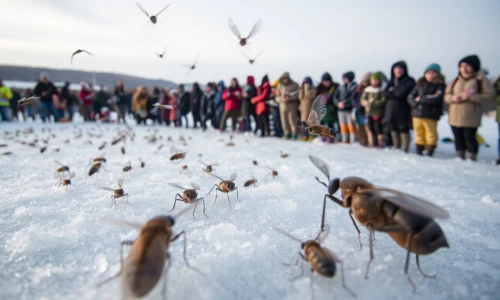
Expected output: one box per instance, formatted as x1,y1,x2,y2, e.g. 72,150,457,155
0,116,499,300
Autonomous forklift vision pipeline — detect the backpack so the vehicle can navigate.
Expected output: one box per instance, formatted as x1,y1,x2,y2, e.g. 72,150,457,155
450,77,482,94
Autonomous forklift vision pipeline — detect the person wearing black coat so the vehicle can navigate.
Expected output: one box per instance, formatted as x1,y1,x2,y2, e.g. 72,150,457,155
334,71,358,144
200,82,216,130
242,76,258,133
33,72,59,123
177,84,191,127
114,81,127,123
61,82,75,121
383,61,416,152
408,63,445,156
190,83,203,128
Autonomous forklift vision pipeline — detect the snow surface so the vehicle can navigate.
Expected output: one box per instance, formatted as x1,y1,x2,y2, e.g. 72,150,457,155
1,115,499,300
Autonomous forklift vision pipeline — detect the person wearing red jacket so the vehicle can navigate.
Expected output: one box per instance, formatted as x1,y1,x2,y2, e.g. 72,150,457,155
220,78,242,132
78,82,94,122
251,75,271,137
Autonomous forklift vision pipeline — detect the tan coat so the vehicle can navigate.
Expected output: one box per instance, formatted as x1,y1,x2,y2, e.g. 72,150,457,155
444,72,494,127
276,73,300,136
298,86,317,122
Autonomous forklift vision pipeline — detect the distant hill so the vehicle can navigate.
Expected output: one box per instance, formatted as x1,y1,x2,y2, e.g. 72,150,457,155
0,65,177,90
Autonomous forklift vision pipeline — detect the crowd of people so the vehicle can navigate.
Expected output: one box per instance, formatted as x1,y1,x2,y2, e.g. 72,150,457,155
1,54,499,164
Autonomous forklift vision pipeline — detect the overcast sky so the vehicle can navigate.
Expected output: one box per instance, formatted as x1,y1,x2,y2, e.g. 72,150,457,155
1,0,499,86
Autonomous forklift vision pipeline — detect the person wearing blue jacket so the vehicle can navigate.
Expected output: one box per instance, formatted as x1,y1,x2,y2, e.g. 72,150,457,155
214,81,226,128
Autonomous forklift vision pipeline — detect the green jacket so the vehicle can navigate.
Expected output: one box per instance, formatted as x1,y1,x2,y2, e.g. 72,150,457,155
361,86,385,117
0,85,13,107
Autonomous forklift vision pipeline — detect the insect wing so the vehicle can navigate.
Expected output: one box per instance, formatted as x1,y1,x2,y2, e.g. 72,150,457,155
229,173,237,181
135,2,150,17
100,187,115,191
273,227,302,243
308,155,330,181
68,172,76,179
308,96,326,125
190,182,201,190
228,18,242,39
316,224,331,243
168,183,185,190
118,178,123,188
247,19,262,38
155,4,170,16
372,188,450,219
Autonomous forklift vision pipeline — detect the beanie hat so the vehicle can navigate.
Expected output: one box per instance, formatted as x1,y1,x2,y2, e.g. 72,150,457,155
342,71,355,82
370,72,383,81
271,79,280,87
459,54,481,72
40,71,49,79
424,63,441,75
360,72,372,84
303,77,313,85
321,72,332,81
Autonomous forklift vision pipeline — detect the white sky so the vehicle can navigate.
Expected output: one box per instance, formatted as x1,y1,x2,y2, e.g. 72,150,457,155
0,0,499,86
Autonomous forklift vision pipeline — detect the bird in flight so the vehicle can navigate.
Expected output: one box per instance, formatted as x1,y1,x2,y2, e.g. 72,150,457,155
71,49,93,64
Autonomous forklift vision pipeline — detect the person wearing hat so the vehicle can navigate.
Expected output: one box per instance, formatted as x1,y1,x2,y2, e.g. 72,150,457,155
269,79,283,137
34,71,59,123
251,75,272,137
383,61,416,152
334,71,358,144
444,54,495,161
408,63,446,157
78,82,95,122
298,76,317,141
315,72,339,143
276,72,300,139
352,72,372,146
361,72,386,147
0,79,13,121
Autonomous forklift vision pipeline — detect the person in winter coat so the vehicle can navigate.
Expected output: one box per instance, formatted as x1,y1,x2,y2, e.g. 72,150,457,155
132,86,149,125
22,88,36,121
177,84,191,128
34,72,59,123
444,54,495,161
494,76,500,165
214,81,226,129
168,89,179,125
200,82,216,131
78,82,95,122
160,88,172,126
316,73,339,143
352,72,372,146
53,88,66,120
298,77,317,141
114,81,128,124
270,79,283,137
9,90,21,121
251,75,271,137
61,82,75,121
361,72,386,147
276,72,300,139
242,76,258,133
383,61,416,152
220,78,242,132
334,71,358,144
408,64,446,157
190,83,203,128
95,85,109,115
0,79,13,121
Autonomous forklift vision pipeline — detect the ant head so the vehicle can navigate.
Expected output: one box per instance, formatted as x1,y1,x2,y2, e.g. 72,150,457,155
102,158,107,163
226,181,235,190
64,166,70,171
328,178,340,195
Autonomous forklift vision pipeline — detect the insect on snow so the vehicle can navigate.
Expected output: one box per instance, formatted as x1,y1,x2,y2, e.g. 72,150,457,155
170,146,187,162
55,161,70,174
244,169,258,187
98,142,107,150
100,178,130,208
97,207,202,299
228,18,262,47
139,158,147,168
309,155,450,293
279,150,290,159
40,146,47,153
120,146,125,155
135,2,170,25
57,172,75,189
303,97,340,140
167,182,208,219
273,225,356,298
123,161,132,173
199,161,218,173
205,171,240,208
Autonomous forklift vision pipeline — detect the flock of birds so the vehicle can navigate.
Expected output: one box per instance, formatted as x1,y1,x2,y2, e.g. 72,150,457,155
69,2,264,71
1,117,452,300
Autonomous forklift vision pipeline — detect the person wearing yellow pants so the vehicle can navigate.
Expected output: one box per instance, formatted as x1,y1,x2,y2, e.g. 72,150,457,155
408,63,446,156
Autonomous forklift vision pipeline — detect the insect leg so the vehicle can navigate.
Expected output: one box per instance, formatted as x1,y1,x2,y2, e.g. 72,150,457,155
405,231,417,293
348,210,362,248
214,188,222,206
416,255,436,279
235,187,240,202
226,192,232,209
315,177,328,188
310,271,315,300
125,194,130,206
199,197,208,218
97,240,134,288
172,231,205,276
364,230,374,279
290,252,307,281
192,202,199,220
207,184,218,196
111,196,116,208
162,253,171,300
167,194,183,213
339,260,357,297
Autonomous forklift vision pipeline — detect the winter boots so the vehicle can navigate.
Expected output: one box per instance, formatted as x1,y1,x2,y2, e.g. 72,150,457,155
456,150,466,160
391,131,401,149
416,145,425,155
426,146,436,157
467,152,477,161
401,133,410,153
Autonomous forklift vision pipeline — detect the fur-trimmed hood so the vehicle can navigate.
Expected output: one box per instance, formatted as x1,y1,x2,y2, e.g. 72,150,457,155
417,74,445,85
